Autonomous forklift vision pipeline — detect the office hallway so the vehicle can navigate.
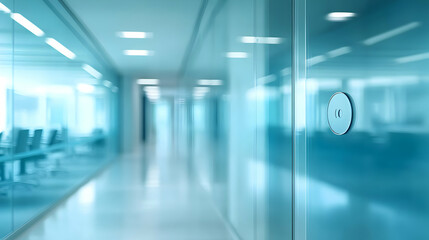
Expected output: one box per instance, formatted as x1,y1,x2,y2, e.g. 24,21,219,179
15,144,235,240
3,0,429,239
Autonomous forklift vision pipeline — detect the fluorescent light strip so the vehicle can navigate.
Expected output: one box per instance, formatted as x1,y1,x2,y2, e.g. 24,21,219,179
326,12,356,22
146,89,160,99
117,31,153,38
198,79,223,86
123,50,153,56
0,3,11,13
363,22,420,46
226,52,248,58
137,79,159,85
45,38,76,60
395,52,429,64
82,64,102,79
241,36,283,44
11,13,44,37
241,36,258,43
307,55,327,66
194,87,210,93
144,86,159,92
103,80,112,88
146,94,159,99
281,67,291,76
327,46,352,58
257,74,276,85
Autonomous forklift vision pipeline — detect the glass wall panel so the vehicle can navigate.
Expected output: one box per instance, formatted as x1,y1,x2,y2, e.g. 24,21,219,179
0,0,13,237
306,0,429,239
182,0,257,238
181,0,293,239
0,0,120,236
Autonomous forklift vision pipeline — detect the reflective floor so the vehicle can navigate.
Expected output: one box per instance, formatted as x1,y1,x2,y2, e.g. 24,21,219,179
15,144,234,240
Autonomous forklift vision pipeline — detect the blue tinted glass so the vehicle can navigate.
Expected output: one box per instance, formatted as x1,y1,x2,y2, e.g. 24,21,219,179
10,0,119,233
182,0,293,239
307,0,429,239
0,0,13,238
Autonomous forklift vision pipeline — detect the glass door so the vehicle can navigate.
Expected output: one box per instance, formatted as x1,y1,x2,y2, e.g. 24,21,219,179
306,0,429,239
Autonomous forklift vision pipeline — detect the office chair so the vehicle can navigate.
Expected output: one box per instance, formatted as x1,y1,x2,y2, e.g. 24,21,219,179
0,129,37,192
16,129,30,175
42,129,68,175
47,129,58,146
20,129,44,175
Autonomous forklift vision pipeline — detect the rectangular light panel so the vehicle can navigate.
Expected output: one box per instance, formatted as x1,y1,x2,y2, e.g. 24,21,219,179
137,79,159,85
117,31,153,38
123,50,153,56
11,13,44,37
45,38,76,59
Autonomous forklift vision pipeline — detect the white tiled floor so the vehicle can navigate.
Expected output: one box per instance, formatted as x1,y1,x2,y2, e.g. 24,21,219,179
15,145,234,240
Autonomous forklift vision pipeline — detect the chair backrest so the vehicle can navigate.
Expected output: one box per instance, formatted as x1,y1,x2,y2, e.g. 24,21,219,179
31,129,43,150
15,129,29,153
59,128,68,143
47,129,58,146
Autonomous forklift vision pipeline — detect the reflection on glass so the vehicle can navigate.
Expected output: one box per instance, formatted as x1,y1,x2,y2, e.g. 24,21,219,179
307,0,429,239
0,0,119,238
0,0,13,237
177,0,293,239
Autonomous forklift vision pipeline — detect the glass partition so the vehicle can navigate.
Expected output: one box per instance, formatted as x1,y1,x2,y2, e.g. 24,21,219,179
179,0,429,239
0,0,119,238
0,0,13,237
306,0,429,239
149,0,429,238
180,0,293,239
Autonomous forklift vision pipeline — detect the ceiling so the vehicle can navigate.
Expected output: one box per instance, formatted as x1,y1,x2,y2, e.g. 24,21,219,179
64,0,203,82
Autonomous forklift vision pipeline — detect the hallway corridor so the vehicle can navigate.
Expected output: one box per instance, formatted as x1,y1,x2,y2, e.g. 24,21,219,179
2,0,429,239
15,145,234,240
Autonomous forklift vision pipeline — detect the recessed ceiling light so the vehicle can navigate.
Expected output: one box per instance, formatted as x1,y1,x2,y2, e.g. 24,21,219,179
137,79,159,85
45,38,76,59
363,22,420,46
144,86,160,92
395,52,429,64
194,87,210,93
306,55,327,66
123,50,154,56
117,31,153,39
11,13,44,37
82,64,102,79
326,12,356,22
240,36,283,44
226,52,248,59
103,80,113,88
193,87,208,98
0,3,11,13
198,79,223,86
326,46,352,58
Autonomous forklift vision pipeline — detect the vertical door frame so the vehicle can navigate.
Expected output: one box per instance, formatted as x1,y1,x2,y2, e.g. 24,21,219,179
292,0,307,239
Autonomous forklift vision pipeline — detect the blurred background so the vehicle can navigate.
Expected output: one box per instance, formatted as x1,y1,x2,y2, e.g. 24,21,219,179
1,0,429,239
